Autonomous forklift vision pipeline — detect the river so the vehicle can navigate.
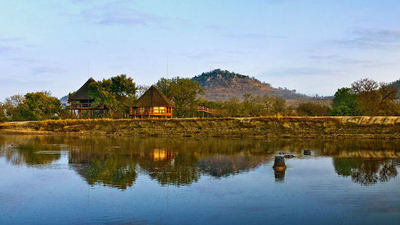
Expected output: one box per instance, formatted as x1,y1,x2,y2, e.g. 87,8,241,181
0,135,399,225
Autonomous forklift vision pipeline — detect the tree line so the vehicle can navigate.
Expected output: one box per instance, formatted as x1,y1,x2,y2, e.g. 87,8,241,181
293,78,400,116
1,77,399,121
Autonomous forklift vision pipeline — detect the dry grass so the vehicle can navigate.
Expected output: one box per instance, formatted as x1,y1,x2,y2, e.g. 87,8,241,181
1,116,400,138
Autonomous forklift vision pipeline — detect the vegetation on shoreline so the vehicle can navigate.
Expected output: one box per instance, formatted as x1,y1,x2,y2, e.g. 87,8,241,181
155,77,203,117
2,116,400,139
87,74,137,117
1,70,400,122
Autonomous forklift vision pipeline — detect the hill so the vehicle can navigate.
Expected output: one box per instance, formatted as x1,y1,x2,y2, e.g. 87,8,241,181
192,69,309,101
391,79,400,95
60,96,69,105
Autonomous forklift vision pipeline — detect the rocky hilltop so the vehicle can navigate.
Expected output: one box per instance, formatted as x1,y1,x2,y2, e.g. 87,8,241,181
192,69,309,101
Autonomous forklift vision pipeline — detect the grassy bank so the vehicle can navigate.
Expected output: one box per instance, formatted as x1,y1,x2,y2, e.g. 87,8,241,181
1,117,400,138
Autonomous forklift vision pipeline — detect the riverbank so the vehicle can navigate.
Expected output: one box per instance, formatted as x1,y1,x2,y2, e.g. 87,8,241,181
1,117,400,138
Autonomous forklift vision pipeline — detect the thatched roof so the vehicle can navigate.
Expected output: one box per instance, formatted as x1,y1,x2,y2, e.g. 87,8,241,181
134,86,173,107
69,78,96,101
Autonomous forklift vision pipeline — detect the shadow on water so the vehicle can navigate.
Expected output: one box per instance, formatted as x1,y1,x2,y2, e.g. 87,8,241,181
1,135,400,188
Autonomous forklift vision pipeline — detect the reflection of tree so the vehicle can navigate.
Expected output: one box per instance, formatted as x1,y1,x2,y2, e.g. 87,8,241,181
5,135,400,189
138,150,200,186
379,163,398,182
69,151,137,190
83,159,136,189
333,158,398,185
197,154,268,177
0,141,60,166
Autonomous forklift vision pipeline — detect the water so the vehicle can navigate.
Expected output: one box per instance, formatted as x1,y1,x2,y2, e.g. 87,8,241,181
0,135,400,225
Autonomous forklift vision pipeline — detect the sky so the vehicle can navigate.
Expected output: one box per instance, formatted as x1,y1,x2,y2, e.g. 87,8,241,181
1,0,400,100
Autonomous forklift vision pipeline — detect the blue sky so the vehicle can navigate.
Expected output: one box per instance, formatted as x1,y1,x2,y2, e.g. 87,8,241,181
1,0,400,100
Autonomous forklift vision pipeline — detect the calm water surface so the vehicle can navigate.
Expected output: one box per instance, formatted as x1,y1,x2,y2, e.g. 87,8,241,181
1,135,400,225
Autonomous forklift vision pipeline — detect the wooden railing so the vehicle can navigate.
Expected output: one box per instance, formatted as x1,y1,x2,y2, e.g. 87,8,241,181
131,112,173,117
197,106,220,115
71,103,105,110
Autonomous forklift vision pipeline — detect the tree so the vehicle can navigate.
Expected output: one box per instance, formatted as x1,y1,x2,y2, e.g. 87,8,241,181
350,79,400,116
242,94,265,116
155,78,173,98
223,97,241,117
376,84,400,115
136,85,150,97
16,92,62,121
352,79,381,115
156,77,203,117
0,103,6,122
331,88,359,116
89,74,137,117
296,102,331,116
269,96,288,115
351,78,379,94
2,95,25,121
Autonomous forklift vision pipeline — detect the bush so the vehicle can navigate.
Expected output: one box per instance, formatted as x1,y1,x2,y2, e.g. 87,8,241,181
296,102,331,116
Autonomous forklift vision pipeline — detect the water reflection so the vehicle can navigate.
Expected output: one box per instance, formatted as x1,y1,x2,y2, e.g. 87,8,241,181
69,152,137,189
273,156,287,182
197,154,269,177
333,158,398,185
1,136,400,189
0,137,61,167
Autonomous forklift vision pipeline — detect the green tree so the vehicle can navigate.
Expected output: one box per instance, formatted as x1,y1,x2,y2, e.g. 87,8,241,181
156,77,203,117
269,96,288,115
196,94,290,117
2,95,25,121
89,74,137,117
13,92,61,120
331,88,359,116
224,97,241,117
155,78,173,98
0,103,6,122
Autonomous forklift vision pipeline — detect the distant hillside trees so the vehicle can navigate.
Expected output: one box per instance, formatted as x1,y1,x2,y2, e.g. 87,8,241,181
192,69,249,87
156,77,203,117
88,74,137,118
331,78,400,116
0,92,62,121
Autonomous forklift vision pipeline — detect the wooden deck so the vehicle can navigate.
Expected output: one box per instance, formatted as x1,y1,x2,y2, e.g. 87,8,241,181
71,103,105,110
197,106,225,116
131,112,173,117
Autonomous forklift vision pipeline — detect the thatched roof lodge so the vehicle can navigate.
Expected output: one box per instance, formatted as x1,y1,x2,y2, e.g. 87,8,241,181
130,85,173,117
68,78,104,110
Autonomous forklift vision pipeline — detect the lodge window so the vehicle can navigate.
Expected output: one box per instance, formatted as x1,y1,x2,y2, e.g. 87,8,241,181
160,107,166,113
153,107,166,114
